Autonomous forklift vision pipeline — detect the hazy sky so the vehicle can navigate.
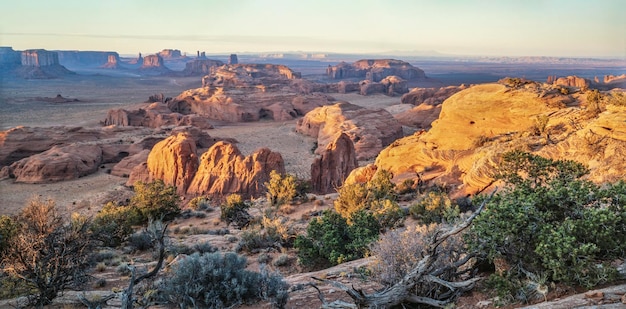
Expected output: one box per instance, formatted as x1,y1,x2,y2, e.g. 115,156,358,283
1,0,625,58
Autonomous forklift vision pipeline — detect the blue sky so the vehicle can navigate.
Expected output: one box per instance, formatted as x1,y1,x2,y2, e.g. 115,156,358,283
1,0,624,58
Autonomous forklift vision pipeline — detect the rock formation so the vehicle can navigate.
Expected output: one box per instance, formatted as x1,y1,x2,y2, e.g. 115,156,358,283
102,103,213,129
9,145,103,183
394,85,468,129
552,76,590,88
14,49,74,78
0,47,21,70
170,64,332,122
182,59,224,76
56,51,120,67
296,102,403,160
139,54,170,74
326,59,426,82
101,54,120,69
186,141,285,197
401,85,467,105
310,133,358,194
158,49,183,59
142,133,199,194
229,54,238,65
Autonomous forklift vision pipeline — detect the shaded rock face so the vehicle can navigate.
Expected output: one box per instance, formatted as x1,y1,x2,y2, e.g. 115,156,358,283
9,145,103,183
229,54,238,65
102,103,213,129
14,49,74,78
326,59,426,82
145,133,199,194
187,141,285,197
401,85,467,105
311,133,358,194
56,51,119,67
296,102,403,160
182,59,224,76
200,64,301,88
0,47,21,69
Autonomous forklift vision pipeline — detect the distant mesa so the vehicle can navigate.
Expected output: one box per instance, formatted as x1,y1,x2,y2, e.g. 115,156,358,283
157,49,183,59
35,94,81,103
138,54,171,74
127,52,143,65
101,54,120,69
3,48,75,79
547,74,626,90
56,50,120,68
326,59,426,82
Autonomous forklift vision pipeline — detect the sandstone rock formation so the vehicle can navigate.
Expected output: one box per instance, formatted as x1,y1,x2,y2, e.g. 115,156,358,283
182,59,224,76
326,59,426,82
358,82,626,197
170,64,332,122
143,133,199,194
186,141,285,197
56,51,120,67
9,145,103,183
552,76,590,88
401,85,468,105
102,103,213,129
111,149,150,178
139,54,170,74
310,133,358,194
15,49,74,78
296,102,403,160
0,47,21,70
101,54,120,69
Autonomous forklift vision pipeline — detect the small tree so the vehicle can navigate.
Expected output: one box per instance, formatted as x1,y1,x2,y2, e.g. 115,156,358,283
2,197,93,307
130,180,180,222
220,194,252,229
265,170,298,207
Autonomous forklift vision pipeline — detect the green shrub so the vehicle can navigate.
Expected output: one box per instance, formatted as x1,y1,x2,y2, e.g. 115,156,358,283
295,210,379,269
265,170,298,207
334,170,404,229
220,194,251,229
467,151,626,290
0,215,19,256
159,252,289,308
188,196,212,210
130,180,180,221
409,191,460,224
90,202,140,247
607,91,626,106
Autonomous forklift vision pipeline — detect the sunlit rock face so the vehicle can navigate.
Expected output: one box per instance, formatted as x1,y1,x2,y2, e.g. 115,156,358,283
103,103,213,129
326,59,426,82
187,141,285,198
310,133,358,194
21,49,59,66
146,133,199,195
296,102,403,160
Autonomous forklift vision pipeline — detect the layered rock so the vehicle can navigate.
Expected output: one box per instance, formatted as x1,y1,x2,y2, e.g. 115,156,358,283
101,54,120,69
102,103,213,129
182,59,224,76
187,142,285,197
139,54,170,74
21,49,59,66
326,59,426,82
310,133,358,194
56,51,119,67
395,85,468,129
0,47,21,70
401,85,468,105
296,102,403,160
15,49,74,78
9,145,103,183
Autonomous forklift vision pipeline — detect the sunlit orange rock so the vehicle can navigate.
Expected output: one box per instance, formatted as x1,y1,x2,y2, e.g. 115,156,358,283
146,133,199,194
187,141,285,197
9,145,103,183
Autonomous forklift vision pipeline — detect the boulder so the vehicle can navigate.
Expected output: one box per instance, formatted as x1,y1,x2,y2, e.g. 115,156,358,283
310,133,358,194
111,149,150,178
102,103,213,129
401,85,467,105
296,102,403,160
187,141,285,197
9,145,103,183
553,76,590,88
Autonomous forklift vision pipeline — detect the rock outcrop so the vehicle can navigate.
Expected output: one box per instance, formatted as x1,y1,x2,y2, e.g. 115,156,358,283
170,64,332,122
0,47,21,70
182,59,224,76
401,85,468,105
395,85,468,129
56,51,120,67
143,133,199,194
358,76,408,96
101,54,120,69
139,54,170,74
310,133,358,194
186,142,285,197
296,102,403,160
326,59,426,82
9,145,103,183
102,103,213,129
21,49,59,66
229,54,238,65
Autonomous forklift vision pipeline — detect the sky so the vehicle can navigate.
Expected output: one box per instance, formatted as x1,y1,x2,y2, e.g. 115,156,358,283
1,0,625,58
